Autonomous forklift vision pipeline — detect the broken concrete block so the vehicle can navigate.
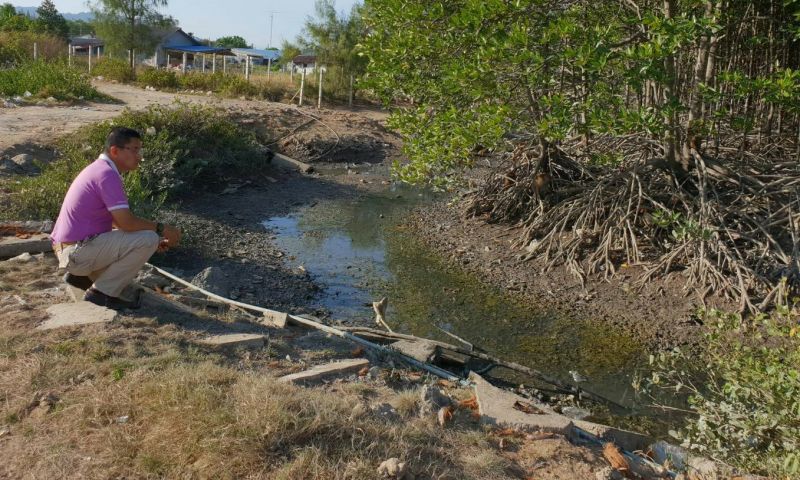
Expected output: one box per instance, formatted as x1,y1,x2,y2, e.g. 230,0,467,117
470,372,573,435
573,420,652,452
199,333,266,349
0,234,51,259
261,309,288,328
391,339,439,363
6,252,33,262
38,302,119,330
271,152,314,173
279,358,369,385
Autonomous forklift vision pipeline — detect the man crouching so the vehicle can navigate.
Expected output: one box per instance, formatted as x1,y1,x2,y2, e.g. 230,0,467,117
50,127,181,310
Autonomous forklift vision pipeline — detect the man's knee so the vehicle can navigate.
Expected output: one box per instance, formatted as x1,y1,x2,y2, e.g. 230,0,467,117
138,230,160,252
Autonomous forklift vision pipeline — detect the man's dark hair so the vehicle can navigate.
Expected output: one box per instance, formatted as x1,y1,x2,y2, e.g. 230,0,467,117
105,127,142,152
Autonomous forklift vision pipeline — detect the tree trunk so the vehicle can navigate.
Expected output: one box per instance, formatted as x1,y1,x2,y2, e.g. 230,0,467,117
662,0,682,170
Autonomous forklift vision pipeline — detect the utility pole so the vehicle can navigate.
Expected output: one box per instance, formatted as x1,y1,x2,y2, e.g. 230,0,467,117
268,11,276,48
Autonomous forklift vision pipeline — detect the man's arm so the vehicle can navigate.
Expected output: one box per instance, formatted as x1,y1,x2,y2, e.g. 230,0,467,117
110,208,182,247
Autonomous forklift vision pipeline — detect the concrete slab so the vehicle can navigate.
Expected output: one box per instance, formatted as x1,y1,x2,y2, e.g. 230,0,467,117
470,372,573,435
199,333,266,349
271,152,314,173
38,302,119,330
261,309,289,328
391,339,439,363
279,358,369,384
0,234,51,259
573,419,652,452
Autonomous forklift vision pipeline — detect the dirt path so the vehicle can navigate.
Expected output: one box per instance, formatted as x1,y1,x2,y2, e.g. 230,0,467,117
0,81,398,163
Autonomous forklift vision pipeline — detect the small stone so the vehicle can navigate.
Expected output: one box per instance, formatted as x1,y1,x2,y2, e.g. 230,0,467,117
377,457,408,479
0,426,10,438
419,385,451,414
145,126,156,135
23,90,32,97
6,252,33,263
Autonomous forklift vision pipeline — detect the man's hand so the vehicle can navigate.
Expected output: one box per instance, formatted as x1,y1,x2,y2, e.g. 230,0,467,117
161,224,182,249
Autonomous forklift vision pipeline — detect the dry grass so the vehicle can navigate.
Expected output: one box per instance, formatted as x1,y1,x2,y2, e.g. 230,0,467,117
0,254,607,479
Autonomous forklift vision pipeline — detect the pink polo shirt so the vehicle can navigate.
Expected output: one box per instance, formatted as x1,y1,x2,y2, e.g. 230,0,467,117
51,154,129,243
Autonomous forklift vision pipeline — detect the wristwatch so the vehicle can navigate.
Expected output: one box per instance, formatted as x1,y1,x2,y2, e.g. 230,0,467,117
155,222,164,236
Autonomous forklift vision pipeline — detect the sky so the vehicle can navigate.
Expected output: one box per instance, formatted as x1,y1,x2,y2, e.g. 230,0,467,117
16,0,360,49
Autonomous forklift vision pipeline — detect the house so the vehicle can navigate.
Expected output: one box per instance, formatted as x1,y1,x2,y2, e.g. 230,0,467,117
291,55,319,74
69,35,104,56
230,48,281,66
150,28,230,71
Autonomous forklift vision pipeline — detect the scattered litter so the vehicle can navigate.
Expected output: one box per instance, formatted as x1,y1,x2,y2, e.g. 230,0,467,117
115,415,129,424
23,91,32,97
6,252,33,263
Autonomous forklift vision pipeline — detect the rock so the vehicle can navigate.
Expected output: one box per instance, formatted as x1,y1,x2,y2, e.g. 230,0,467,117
199,334,265,349
46,96,56,102
377,457,409,479
11,153,36,172
6,252,33,263
561,405,591,420
145,126,156,135
191,266,234,297
134,268,171,290
595,466,624,480
23,90,32,97
687,457,721,480
419,385,451,414
649,440,687,470
278,359,370,384
368,366,381,379
38,302,119,330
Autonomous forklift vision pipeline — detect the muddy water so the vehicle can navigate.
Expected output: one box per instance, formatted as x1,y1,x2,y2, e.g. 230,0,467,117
263,170,648,411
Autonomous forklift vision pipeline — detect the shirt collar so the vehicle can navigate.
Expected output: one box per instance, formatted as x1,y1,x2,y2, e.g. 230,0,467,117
98,153,121,177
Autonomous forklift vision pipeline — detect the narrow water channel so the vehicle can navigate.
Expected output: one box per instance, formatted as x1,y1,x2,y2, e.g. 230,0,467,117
264,168,655,424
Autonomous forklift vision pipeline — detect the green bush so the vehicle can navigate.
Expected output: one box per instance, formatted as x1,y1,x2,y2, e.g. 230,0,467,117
642,304,800,477
136,67,178,89
0,60,106,100
0,31,66,65
7,102,268,220
92,57,135,83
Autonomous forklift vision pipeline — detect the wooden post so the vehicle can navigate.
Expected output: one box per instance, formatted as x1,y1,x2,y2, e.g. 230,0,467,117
182,52,187,74
212,53,216,73
317,67,323,109
299,67,306,106
349,74,354,107
88,46,92,73
33,42,37,60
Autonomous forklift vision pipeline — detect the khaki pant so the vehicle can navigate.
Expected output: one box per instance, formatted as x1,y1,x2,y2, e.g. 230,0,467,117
56,230,159,297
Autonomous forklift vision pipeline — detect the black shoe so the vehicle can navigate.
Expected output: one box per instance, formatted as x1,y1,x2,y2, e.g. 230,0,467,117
83,287,140,310
63,273,93,290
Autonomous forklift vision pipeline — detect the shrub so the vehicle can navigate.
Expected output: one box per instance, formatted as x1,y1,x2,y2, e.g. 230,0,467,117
91,57,135,83
0,60,106,100
136,67,178,89
641,303,800,477
7,103,268,220
0,31,66,65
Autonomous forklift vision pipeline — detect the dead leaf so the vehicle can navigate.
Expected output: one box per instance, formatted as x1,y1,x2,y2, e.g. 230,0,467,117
437,379,455,388
458,396,479,410
602,442,632,478
350,346,365,357
357,367,369,377
513,400,544,415
406,371,423,381
437,406,454,426
15,233,31,239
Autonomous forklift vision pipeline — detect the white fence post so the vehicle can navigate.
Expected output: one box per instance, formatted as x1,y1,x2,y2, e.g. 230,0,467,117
317,67,323,109
299,68,305,106
88,46,92,73
182,52,187,74
68,44,72,67
349,74,354,107
33,42,37,60
267,58,271,82
212,53,216,73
